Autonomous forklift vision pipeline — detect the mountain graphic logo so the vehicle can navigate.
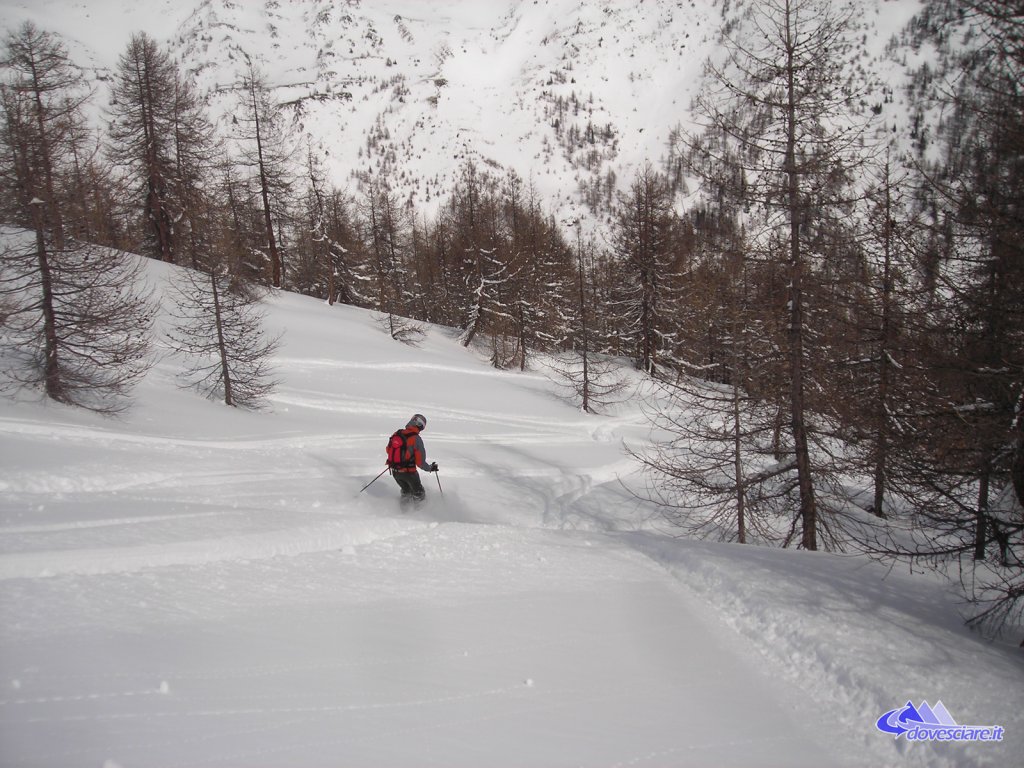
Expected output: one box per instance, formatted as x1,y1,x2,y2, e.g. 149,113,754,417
876,701,1004,742
876,701,957,735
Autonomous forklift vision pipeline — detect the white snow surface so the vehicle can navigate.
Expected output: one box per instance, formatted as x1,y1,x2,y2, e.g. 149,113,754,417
0,256,1022,767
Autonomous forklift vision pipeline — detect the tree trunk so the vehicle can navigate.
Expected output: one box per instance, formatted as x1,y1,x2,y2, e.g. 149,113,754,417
139,54,174,263
975,467,990,562
31,203,61,402
1013,389,1024,508
26,60,63,249
251,82,281,288
784,0,817,550
577,227,591,412
732,371,746,544
210,273,234,407
872,166,895,519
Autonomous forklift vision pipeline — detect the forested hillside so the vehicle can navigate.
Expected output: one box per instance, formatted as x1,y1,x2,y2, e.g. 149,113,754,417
1,0,1021,637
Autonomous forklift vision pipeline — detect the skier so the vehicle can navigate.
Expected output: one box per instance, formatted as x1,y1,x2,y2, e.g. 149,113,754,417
386,413,438,506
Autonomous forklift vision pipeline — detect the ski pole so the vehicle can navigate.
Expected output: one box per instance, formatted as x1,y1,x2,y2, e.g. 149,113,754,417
435,470,443,496
360,467,389,493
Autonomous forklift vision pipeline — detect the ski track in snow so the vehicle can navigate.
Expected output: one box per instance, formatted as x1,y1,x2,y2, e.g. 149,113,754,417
0,518,434,579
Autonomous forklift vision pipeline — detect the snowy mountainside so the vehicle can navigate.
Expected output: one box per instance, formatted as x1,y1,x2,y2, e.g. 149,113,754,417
0,0,923,222
169,0,724,219
1,248,1022,767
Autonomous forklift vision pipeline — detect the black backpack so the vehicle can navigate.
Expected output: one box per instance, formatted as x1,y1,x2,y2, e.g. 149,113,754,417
386,429,417,470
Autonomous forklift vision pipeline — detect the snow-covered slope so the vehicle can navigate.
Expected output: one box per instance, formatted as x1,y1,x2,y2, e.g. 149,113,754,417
0,0,923,222
0,254,1021,767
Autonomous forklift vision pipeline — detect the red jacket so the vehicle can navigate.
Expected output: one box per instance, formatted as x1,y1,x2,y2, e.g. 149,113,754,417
388,426,429,473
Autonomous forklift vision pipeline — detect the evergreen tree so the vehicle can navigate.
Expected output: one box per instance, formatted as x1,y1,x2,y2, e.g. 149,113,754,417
0,23,153,413
546,217,626,412
0,22,92,244
109,33,189,262
810,152,938,534
635,217,799,544
609,164,680,376
293,148,362,306
168,69,219,270
233,63,293,288
518,189,574,370
892,0,1024,636
449,161,497,348
682,0,878,550
166,242,280,409
361,179,421,342
0,229,154,413
213,161,267,289
411,209,461,328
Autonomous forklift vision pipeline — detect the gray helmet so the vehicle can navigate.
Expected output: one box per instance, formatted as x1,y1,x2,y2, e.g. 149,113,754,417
408,413,427,430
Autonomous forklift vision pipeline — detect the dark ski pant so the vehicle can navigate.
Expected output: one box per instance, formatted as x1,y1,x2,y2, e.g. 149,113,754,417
392,469,425,506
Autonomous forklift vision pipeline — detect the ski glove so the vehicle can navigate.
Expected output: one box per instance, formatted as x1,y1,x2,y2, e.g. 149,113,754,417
427,462,438,472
